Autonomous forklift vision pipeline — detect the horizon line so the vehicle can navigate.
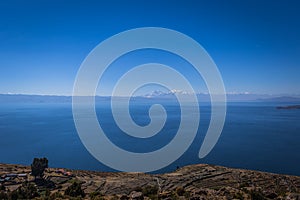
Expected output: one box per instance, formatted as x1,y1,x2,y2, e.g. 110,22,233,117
1,93,300,98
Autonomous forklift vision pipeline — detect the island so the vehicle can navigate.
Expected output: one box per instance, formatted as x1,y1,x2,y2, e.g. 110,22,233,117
276,105,300,110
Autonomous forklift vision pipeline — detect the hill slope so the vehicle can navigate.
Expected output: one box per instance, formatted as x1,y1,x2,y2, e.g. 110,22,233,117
0,163,300,199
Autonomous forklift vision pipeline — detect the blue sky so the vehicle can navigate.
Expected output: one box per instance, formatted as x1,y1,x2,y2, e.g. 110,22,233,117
0,0,299,95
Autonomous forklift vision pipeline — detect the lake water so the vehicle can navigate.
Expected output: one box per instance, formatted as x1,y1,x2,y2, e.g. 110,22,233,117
0,100,299,175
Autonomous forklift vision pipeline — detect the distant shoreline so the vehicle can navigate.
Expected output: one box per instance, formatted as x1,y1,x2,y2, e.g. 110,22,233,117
276,105,300,110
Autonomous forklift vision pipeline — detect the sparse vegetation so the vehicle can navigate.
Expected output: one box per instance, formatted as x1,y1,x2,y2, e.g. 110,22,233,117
49,191,65,199
233,191,245,199
175,186,190,199
111,194,119,200
10,181,40,199
89,191,104,200
142,185,159,197
175,186,185,196
250,190,266,200
64,181,85,198
0,161,298,200
0,191,8,199
0,184,5,191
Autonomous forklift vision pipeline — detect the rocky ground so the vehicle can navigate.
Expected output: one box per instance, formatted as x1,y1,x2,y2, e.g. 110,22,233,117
0,163,299,199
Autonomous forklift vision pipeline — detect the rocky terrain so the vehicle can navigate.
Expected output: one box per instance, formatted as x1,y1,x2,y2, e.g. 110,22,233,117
0,163,300,199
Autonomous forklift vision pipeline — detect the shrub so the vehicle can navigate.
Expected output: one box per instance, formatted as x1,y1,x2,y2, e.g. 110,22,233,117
175,186,185,196
250,190,266,200
9,182,40,199
89,191,103,200
65,182,85,197
0,191,8,200
142,185,158,196
0,184,5,191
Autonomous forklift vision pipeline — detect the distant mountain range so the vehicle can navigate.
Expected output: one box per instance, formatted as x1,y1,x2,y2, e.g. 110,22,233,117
0,93,300,103
137,90,300,102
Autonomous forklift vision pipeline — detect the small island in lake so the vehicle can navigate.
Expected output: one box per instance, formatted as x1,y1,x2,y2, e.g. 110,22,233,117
276,105,300,110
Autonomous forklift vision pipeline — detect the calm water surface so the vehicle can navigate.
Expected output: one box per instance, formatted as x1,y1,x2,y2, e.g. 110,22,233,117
0,100,299,175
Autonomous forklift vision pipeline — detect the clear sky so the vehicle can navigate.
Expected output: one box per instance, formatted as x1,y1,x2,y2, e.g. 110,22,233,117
0,0,299,95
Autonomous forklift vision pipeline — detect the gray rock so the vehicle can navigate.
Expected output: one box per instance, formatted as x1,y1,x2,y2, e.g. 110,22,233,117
130,191,144,200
